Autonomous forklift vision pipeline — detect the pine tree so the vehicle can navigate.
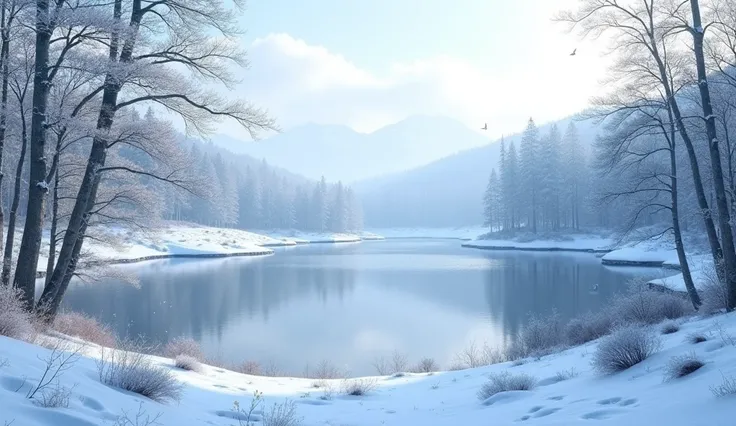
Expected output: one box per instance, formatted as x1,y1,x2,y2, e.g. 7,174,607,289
483,169,501,231
520,118,541,232
540,124,562,230
506,141,519,229
562,122,584,230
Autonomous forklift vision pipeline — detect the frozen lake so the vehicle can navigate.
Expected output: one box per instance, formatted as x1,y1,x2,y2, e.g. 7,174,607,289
61,239,664,375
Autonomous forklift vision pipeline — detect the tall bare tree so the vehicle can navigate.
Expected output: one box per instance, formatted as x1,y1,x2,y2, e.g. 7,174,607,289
560,0,734,308
37,0,275,319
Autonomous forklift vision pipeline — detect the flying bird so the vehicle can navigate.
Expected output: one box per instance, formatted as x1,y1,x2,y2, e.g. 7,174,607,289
570,48,577,56
481,123,488,131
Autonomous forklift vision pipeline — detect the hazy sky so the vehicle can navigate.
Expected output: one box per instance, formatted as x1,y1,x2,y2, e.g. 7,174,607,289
219,0,609,139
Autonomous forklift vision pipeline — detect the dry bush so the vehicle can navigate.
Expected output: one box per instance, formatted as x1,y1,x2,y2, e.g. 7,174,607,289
663,353,704,381
476,372,537,401
565,310,614,345
162,337,203,360
710,373,736,397
554,368,579,381
306,360,344,379
661,321,680,335
174,355,202,373
53,312,116,347
236,360,262,376
453,341,508,369
372,351,409,375
98,340,183,403
411,358,438,373
700,263,728,315
341,378,378,396
517,312,565,358
26,340,81,403
686,332,708,344
112,402,163,426
0,284,35,340
593,326,661,374
36,382,74,408
262,400,303,426
612,281,690,325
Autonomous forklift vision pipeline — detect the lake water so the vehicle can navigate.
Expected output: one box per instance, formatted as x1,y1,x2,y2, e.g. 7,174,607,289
60,239,665,376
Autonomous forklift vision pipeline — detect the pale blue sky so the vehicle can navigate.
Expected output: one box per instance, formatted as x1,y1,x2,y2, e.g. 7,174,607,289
221,0,608,137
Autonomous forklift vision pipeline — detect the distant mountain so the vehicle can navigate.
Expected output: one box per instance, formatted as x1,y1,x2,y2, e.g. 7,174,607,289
356,117,601,228
210,115,490,183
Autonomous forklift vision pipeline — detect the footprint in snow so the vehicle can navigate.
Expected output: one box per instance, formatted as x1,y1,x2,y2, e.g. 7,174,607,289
547,395,565,401
597,397,638,407
581,408,626,420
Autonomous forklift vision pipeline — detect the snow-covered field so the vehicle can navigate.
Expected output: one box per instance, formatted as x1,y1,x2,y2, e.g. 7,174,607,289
11,224,391,275
2,311,735,425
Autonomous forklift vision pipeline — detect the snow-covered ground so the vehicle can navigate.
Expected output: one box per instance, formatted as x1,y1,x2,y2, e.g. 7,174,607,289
10,224,391,275
2,311,735,425
463,235,613,252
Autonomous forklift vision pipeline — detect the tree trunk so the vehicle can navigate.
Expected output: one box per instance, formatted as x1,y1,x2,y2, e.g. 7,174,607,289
14,0,52,308
667,107,700,309
45,159,59,287
0,1,10,267
645,26,724,291
37,0,135,320
2,108,27,286
690,0,736,310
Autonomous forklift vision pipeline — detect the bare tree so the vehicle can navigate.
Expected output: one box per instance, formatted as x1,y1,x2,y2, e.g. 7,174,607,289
37,0,275,319
560,0,734,307
14,0,108,307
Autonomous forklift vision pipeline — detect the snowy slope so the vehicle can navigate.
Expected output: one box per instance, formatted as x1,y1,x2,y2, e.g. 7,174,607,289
2,312,736,426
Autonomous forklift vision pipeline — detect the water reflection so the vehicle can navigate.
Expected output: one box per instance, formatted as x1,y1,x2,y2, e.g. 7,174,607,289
61,240,663,375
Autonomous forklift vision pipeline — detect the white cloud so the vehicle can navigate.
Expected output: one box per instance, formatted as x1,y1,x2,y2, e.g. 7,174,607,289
225,32,608,138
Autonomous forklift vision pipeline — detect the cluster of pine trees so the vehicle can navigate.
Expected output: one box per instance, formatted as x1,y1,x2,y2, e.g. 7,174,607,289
163,145,363,233
483,120,589,233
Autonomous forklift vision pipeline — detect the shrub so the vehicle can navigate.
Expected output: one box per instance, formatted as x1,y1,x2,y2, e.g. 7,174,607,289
0,285,35,340
262,400,303,426
162,337,203,360
663,353,704,381
372,351,409,375
341,378,377,396
412,358,438,373
554,368,579,381
476,372,537,401
53,312,116,347
611,282,690,325
592,326,661,374
710,373,736,397
686,332,708,344
700,264,728,315
236,360,262,376
516,312,565,358
98,341,184,403
661,321,680,335
565,311,614,345
174,355,202,373
307,360,343,379
453,341,508,368
37,383,73,408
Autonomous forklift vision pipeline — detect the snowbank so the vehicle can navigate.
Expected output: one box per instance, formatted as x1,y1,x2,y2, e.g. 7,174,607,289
463,235,613,252
647,255,714,293
2,311,735,425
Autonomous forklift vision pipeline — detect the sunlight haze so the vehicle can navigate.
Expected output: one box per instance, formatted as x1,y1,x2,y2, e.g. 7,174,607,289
225,0,609,138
